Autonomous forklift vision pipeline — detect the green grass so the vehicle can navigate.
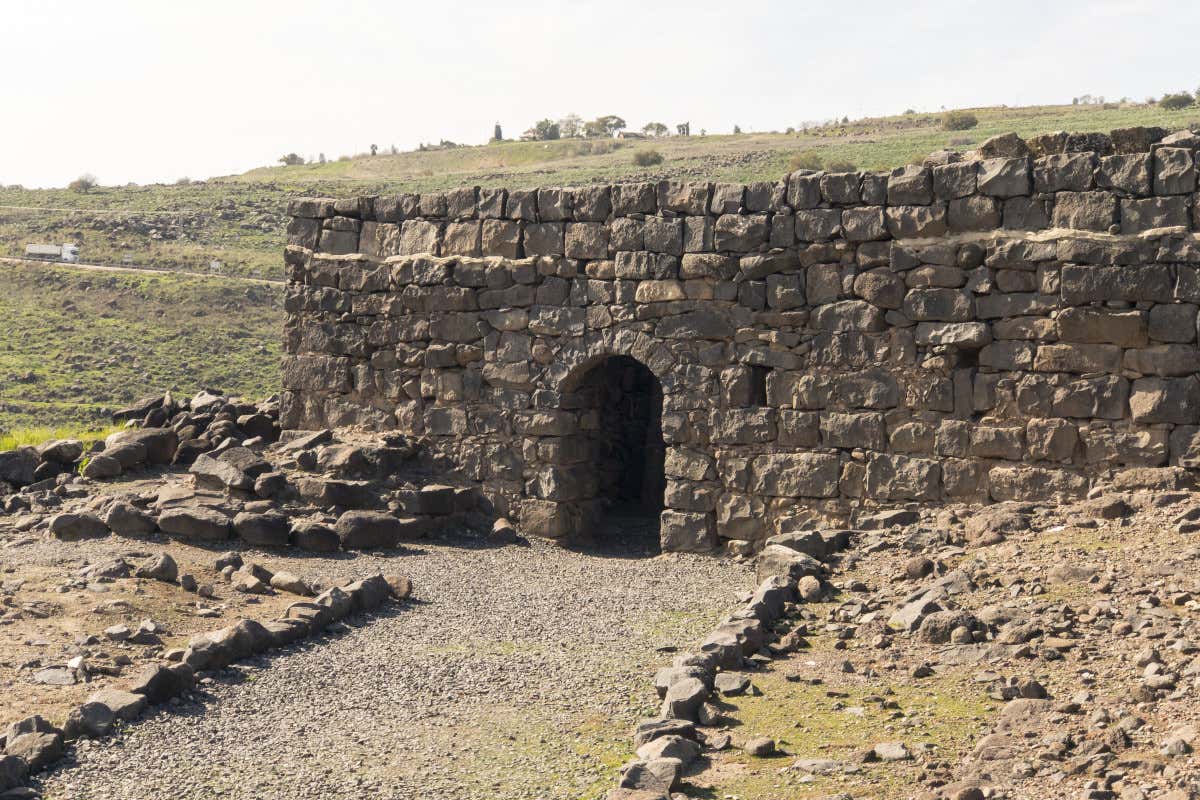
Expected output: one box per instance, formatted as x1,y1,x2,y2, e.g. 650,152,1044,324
701,670,995,798
0,262,282,432
0,422,124,451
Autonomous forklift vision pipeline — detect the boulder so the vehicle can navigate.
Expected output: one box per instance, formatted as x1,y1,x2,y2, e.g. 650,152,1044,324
619,758,680,792
128,663,194,704
63,701,115,740
0,447,39,487
85,694,148,734
756,544,823,582
0,754,28,792
635,735,701,768
660,677,707,721
48,512,108,541
335,510,413,549
37,439,83,464
233,511,290,548
291,520,340,553
105,441,148,469
157,506,232,542
104,501,158,536
81,454,122,479
105,427,178,465
190,453,253,491
269,571,311,596
5,716,63,771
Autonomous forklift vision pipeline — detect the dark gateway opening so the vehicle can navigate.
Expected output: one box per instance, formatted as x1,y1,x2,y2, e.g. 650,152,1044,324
562,355,665,553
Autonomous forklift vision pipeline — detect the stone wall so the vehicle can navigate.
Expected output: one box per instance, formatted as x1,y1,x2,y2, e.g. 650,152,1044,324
280,126,1200,552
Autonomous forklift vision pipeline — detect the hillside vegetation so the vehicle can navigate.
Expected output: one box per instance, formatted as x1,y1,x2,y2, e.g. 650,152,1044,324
0,263,282,435
2,103,1197,283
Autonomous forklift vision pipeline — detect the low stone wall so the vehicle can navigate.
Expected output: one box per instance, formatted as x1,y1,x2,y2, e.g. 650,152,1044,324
280,127,1200,551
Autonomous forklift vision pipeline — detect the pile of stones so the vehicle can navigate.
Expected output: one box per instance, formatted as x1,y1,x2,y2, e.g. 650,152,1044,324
0,572,409,794
6,414,497,553
609,527,851,798
0,389,280,501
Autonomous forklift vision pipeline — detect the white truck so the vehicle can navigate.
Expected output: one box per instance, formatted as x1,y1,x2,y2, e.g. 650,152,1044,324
24,243,80,263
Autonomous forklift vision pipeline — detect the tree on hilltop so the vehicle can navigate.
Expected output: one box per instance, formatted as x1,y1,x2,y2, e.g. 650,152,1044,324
278,153,304,166
585,115,626,137
558,113,583,138
642,122,669,137
533,119,561,140
68,173,97,193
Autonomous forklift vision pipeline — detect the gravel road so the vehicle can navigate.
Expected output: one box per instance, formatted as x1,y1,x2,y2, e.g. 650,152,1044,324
31,514,751,800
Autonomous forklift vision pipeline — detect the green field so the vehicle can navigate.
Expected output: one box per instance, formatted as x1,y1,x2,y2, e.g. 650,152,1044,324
0,263,282,434
1,100,1197,434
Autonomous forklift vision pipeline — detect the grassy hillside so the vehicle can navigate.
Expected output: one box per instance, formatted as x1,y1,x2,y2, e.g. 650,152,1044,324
0,262,282,434
2,102,1197,284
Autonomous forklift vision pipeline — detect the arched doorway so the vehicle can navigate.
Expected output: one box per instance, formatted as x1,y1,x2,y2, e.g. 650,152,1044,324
560,355,665,552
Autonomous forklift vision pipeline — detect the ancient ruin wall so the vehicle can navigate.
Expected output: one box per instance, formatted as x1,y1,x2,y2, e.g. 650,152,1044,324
281,128,1200,551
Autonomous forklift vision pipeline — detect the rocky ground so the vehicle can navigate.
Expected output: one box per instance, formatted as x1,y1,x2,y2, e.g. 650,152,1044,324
4,512,748,800
4,403,1200,799
623,474,1200,800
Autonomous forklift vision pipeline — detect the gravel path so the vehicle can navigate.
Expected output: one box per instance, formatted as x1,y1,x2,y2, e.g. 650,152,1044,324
31,513,751,800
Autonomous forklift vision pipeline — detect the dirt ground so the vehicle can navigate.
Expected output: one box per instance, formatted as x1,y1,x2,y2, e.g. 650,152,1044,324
682,487,1200,799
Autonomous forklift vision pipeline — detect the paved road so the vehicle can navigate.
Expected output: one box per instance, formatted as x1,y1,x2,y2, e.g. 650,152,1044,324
34,519,749,800
0,256,284,287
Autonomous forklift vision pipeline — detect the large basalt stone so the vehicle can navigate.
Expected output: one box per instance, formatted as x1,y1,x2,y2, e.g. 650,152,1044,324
48,512,109,541
335,510,417,549
233,511,291,548
157,506,232,542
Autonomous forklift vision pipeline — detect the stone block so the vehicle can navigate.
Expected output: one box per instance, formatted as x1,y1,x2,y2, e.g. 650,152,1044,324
1034,343,1122,373
887,165,933,205
1130,377,1200,424
978,158,1031,197
820,411,886,449
1051,191,1116,231
660,511,717,553
713,214,768,251
1034,153,1094,192
863,453,940,501
795,209,842,241
1026,418,1078,461
1120,197,1190,233
1096,153,1152,196
1154,147,1196,195
749,453,840,498
885,204,948,238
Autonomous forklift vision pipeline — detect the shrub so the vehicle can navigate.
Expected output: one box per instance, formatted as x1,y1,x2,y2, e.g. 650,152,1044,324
788,151,823,171
68,173,97,193
1160,92,1195,111
942,110,979,131
633,149,664,167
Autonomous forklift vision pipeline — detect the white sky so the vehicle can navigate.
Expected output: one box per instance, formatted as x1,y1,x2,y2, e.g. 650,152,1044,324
2,0,1197,188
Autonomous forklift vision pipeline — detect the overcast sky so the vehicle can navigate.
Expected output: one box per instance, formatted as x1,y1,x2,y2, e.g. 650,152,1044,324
2,0,1197,188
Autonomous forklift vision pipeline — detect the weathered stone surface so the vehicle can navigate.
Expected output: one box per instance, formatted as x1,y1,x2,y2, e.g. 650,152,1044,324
335,511,415,549
157,507,232,542
48,512,108,541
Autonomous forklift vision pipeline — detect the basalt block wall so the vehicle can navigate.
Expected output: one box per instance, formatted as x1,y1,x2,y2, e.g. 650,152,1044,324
281,128,1200,551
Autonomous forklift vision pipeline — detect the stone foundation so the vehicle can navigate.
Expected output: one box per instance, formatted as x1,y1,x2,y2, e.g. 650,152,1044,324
281,127,1200,551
